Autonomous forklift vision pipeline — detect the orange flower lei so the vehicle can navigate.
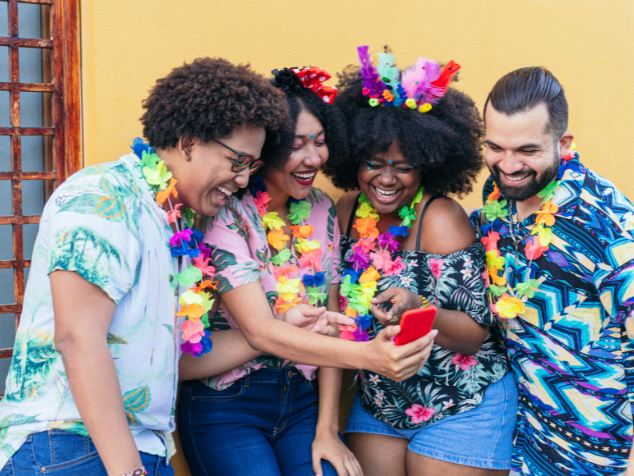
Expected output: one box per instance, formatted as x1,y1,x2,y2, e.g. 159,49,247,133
482,145,577,319
251,179,328,314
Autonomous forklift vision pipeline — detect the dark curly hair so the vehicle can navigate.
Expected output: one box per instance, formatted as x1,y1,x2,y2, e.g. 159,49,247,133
264,67,349,173
140,57,293,168
321,65,485,197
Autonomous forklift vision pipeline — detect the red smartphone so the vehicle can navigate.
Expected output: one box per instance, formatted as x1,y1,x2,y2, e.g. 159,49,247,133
393,306,437,346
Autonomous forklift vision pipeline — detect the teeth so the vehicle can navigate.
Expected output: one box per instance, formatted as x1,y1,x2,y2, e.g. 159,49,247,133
218,186,233,196
375,187,398,197
504,173,528,182
292,172,316,180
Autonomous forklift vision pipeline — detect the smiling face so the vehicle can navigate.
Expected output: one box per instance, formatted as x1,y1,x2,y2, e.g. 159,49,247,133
484,103,572,201
357,141,422,215
169,124,266,216
263,109,328,201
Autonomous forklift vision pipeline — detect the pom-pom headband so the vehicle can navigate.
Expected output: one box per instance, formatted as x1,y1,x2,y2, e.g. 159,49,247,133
357,45,460,113
272,66,338,104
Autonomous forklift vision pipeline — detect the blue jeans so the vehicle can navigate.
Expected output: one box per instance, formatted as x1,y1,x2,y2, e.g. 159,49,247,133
177,368,338,476
0,430,173,476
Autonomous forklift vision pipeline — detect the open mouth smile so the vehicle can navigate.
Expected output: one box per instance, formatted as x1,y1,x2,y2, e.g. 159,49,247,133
291,170,318,186
217,185,235,202
372,186,402,203
500,171,531,185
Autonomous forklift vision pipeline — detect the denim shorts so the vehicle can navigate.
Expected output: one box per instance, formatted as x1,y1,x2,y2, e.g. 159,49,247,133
344,372,518,470
0,430,173,476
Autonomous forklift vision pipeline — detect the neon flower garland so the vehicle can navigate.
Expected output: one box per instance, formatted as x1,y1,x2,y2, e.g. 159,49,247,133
250,178,328,313
481,144,578,319
131,138,214,357
339,187,424,341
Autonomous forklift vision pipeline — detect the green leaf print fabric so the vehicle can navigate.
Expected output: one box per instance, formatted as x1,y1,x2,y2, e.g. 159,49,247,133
0,154,179,471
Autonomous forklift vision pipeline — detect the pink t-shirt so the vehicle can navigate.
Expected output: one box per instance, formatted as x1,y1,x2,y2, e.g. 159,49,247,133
200,187,341,390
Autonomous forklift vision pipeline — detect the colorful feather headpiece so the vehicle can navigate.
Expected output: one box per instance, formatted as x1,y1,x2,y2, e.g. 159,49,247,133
356,46,460,113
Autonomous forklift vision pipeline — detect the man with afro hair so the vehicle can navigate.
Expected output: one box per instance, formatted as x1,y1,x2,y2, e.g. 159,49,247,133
0,57,298,476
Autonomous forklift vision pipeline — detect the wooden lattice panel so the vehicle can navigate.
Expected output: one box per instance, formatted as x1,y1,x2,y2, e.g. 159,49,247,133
0,0,80,376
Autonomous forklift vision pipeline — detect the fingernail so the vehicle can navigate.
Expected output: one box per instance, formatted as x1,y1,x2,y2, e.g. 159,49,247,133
431,330,439,337
316,326,322,333
391,336,396,343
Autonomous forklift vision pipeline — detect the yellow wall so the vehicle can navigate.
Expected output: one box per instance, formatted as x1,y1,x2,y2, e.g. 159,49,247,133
81,0,634,209
80,1,634,473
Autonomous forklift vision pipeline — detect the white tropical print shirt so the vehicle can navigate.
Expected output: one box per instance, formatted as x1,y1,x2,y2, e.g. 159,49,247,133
0,153,179,470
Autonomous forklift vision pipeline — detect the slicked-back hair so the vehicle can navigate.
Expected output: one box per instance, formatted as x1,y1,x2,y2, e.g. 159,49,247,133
484,66,568,140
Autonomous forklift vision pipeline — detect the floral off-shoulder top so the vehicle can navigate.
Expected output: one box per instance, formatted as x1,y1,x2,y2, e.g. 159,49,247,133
341,197,509,429
200,188,341,391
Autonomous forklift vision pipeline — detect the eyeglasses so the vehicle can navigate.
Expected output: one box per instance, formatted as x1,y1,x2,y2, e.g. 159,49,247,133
210,138,264,175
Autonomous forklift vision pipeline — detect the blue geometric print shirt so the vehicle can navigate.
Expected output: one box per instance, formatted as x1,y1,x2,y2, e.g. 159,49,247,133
472,155,634,476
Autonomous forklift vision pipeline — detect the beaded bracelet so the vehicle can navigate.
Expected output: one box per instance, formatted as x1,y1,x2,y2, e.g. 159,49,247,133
419,295,429,308
121,467,147,476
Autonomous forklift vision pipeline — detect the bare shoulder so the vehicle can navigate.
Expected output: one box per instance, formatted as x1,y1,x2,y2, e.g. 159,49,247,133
336,191,359,236
420,197,476,255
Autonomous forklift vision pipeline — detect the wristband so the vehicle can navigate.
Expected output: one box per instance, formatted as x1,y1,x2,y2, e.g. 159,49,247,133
419,295,429,308
121,467,147,476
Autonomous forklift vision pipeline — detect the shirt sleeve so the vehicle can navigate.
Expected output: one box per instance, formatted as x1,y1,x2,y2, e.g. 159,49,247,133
45,175,141,304
593,229,634,427
427,242,496,327
202,201,261,295
593,235,634,321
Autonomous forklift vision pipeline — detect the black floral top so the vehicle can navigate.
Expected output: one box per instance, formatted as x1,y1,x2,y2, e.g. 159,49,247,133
341,235,510,429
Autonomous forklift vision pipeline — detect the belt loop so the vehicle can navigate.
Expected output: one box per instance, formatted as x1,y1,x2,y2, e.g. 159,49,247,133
244,374,251,387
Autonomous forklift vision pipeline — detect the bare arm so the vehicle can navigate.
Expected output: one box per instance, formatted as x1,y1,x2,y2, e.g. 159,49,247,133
179,282,353,381
371,290,487,355
222,281,436,382
51,270,140,476
371,198,489,355
179,299,349,380
179,328,262,381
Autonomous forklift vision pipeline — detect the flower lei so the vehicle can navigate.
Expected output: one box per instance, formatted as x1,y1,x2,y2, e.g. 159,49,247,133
131,138,215,357
481,145,577,319
250,177,328,313
339,187,424,341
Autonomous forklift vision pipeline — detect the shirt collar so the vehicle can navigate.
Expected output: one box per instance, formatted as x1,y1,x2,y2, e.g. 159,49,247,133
550,153,585,220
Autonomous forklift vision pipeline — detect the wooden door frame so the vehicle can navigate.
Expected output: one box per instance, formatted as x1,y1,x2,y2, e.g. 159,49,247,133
0,0,81,374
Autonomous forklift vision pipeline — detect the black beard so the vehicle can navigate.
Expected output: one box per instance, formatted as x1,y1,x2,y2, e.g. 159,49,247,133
491,154,560,201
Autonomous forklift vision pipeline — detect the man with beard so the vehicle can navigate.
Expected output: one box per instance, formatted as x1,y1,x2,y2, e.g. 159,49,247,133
472,66,634,476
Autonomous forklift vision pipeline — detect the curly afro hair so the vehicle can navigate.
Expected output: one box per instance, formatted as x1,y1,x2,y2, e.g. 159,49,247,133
140,57,293,168
321,65,485,197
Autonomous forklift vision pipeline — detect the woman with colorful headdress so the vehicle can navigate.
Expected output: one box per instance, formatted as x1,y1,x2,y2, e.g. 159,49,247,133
324,47,518,476
176,65,437,476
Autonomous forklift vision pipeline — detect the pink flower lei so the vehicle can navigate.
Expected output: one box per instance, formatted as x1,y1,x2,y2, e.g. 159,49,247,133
339,187,424,341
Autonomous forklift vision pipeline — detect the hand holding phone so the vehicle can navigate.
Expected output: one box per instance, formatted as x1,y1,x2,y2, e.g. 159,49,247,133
394,306,437,346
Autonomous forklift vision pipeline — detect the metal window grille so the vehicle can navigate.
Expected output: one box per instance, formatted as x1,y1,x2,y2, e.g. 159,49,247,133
0,0,81,396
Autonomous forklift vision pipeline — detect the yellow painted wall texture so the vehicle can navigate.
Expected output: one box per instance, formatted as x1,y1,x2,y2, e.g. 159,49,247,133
79,1,634,473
